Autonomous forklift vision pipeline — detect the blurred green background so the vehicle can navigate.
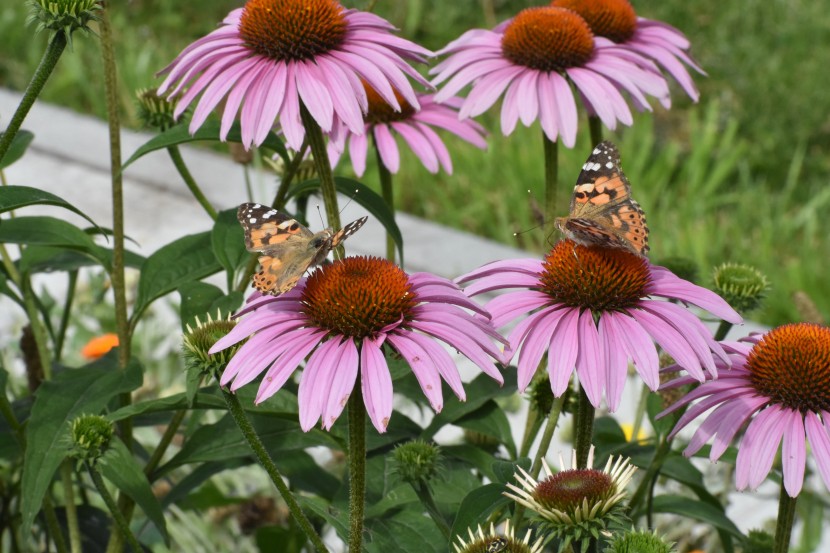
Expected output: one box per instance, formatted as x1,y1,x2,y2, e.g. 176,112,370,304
1,0,829,327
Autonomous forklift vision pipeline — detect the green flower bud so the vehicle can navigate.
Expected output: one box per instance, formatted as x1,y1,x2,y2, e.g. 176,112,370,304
70,414,113,463
392,440,442,484
28,0,101,43
182,310,238,379
453,521,543,553
712,263,769,314
604,529,675,553
136,87,179,131
742,529,774,553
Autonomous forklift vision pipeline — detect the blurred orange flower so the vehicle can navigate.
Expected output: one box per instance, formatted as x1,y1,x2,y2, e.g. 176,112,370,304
81,333,119,360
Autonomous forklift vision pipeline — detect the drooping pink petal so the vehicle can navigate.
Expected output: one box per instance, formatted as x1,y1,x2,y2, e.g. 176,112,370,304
735,405,788,491
373,124,400,173
348,131,369,176
548,308,580,396
575,309,604,407
805,412,830,491
322,338,359,430
782,410,807,497
361,337,393,433
297,337,345,431
605,311,659,390
386,332,443,412
599,314,629,412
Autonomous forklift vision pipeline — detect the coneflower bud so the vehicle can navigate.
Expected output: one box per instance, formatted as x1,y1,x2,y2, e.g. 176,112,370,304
70,414,113,464
28,0,101,44
392,440,442,484
603,528,675,553
712,262,769,314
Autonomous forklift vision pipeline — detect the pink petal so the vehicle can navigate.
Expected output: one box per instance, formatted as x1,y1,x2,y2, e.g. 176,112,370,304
373,124,400,173
322,338,359,430
575,309,604,407
782,410,807,497
548,308,580,397
361,337,393,433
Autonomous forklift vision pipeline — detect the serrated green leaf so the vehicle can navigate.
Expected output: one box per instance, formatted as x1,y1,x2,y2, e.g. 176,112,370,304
0,130,34,169
286,177,404,263
20,356,143,536
122,121,288,169
0,185,101,233
99,438,169,544
133,231,221,324
211,208,248,278
0,216,108,269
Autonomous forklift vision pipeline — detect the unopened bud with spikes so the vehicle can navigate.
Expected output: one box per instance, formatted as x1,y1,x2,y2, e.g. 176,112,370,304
392,440,442,485
712,262,769,314
603,528,675,553
182,309,239,379
70,414,113,464
27,0,101,44
136,87,179,131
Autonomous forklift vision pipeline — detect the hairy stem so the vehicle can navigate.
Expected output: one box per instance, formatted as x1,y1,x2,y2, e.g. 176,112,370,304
574,386,595,469
347,390,367,552
773,485,797,553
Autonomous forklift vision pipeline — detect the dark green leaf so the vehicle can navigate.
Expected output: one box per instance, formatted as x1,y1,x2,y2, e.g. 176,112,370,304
0,216,107,268
133,231,221,323
211,208,248,277
286,177,404,263
647,393,677,436
365,509,444,553
454,400,516,458
0,185,101,232
107,392,225,423
161,459,249,507
442,445,502,483
364,484,417,519
20,357,143,535
178,282,224,331
256,525,307,553
122,121,288,169
298,496,349,543
449,483,510,544
99,438,169,544
18,245,143,274
0,130,34,169
54,505,111,553
491,458,530,485
651,494,743,538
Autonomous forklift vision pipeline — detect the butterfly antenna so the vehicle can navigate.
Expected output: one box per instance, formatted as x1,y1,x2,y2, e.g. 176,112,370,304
339,189,360,214
315,204,326,228
513,189,548,237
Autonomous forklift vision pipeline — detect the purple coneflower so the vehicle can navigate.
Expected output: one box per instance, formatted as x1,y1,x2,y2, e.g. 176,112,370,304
210,257,504,433
157,0,431,150
457,240,741,410
661,323,830,497
430,6,669,147
551,0,705,102
330,83,487,176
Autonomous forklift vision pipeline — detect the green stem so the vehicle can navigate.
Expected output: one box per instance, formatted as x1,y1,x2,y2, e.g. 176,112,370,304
630,382,649,444
542,132,559,224
347,390,367,552
0,32,66,164
21,277,52,380
243,162,254,202
273,140,309,210
588,115,603,146
512,395,566,529
413,481,450,539
60,461,81,553
88,463,142,553
773,485,797,553
518,407,541,459
222,389,329,552
374,145,396,262
574,386,595,469
145,409,186,479
628,432,672,514
714,320,733,341
166,146,217,220
55,271,78,362
42,496,69,553
300,104,342,253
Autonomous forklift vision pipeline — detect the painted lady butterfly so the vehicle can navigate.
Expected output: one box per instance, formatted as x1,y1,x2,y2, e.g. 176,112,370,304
238,203,368,295
555,141,649,256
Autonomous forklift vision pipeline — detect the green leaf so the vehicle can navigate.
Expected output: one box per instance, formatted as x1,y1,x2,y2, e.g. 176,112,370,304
286,177,404,263
298,496,349,543
651,494,743,538
365,509,444,553
211,208,248,277
133,231,222,323
122,121,288,169
454,400,516,458
442,445,503,483
0,185,101,232
491,458,530,485
0,130,34,169
106,392,225,423
18,245,144,274
20,357,143,535
99,438,169,544
0,216,107,268
178,282,224,330
449,483,510,544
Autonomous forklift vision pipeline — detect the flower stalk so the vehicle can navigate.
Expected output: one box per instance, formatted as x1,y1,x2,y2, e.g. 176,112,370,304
166,146,217,220
574,386,595,469
60,461,82,553
348,389,367,551
374,144,396,262
773,485,797,553
0,32,66,164
542,131,559,224
88,462,143,553
222,388,329,553
300,103,342,254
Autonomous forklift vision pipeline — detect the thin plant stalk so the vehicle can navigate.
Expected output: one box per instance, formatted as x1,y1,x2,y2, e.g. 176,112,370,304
222,388,329,552
411,481,450,539
714,320,733,341
42,496,69,553
627,429,673,514
630,382,649,445
166,146,217,220
543,132,559,223
88,463,142,553
773,485,797,553
374,144,396,262
0,33,67,163
144,409,187,480
20,277,52,380
299,104,342,254
588,115,603,146
59,461,82,553
347,390,367,552
573,386,595,469
55,271,78,362
518,406,541,459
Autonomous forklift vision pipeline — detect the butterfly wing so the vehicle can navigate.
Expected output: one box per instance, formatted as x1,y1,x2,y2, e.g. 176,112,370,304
308,216,369,267
557,141,649,255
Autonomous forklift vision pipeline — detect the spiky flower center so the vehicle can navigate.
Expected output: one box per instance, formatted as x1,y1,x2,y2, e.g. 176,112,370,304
746,323,830,413
534,468,613,513
364,81,416,124
239,0,347,62
302,257,416,338
551,0,637,43
501,7,594,72
539,240,650,311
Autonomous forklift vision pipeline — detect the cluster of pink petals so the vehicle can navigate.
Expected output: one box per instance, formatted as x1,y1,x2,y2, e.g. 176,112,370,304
157,6,431,150
329,95,487,176
619,18,706,102
430,29,669,147
660,335,830,497
210,273,505,433
457,259,741,411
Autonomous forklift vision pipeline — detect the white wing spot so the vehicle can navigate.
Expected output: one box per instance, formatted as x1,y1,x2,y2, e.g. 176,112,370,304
265,210,277,218
592,147,601,155
253,203,262,208
249,217,257,223
606,161,614,169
